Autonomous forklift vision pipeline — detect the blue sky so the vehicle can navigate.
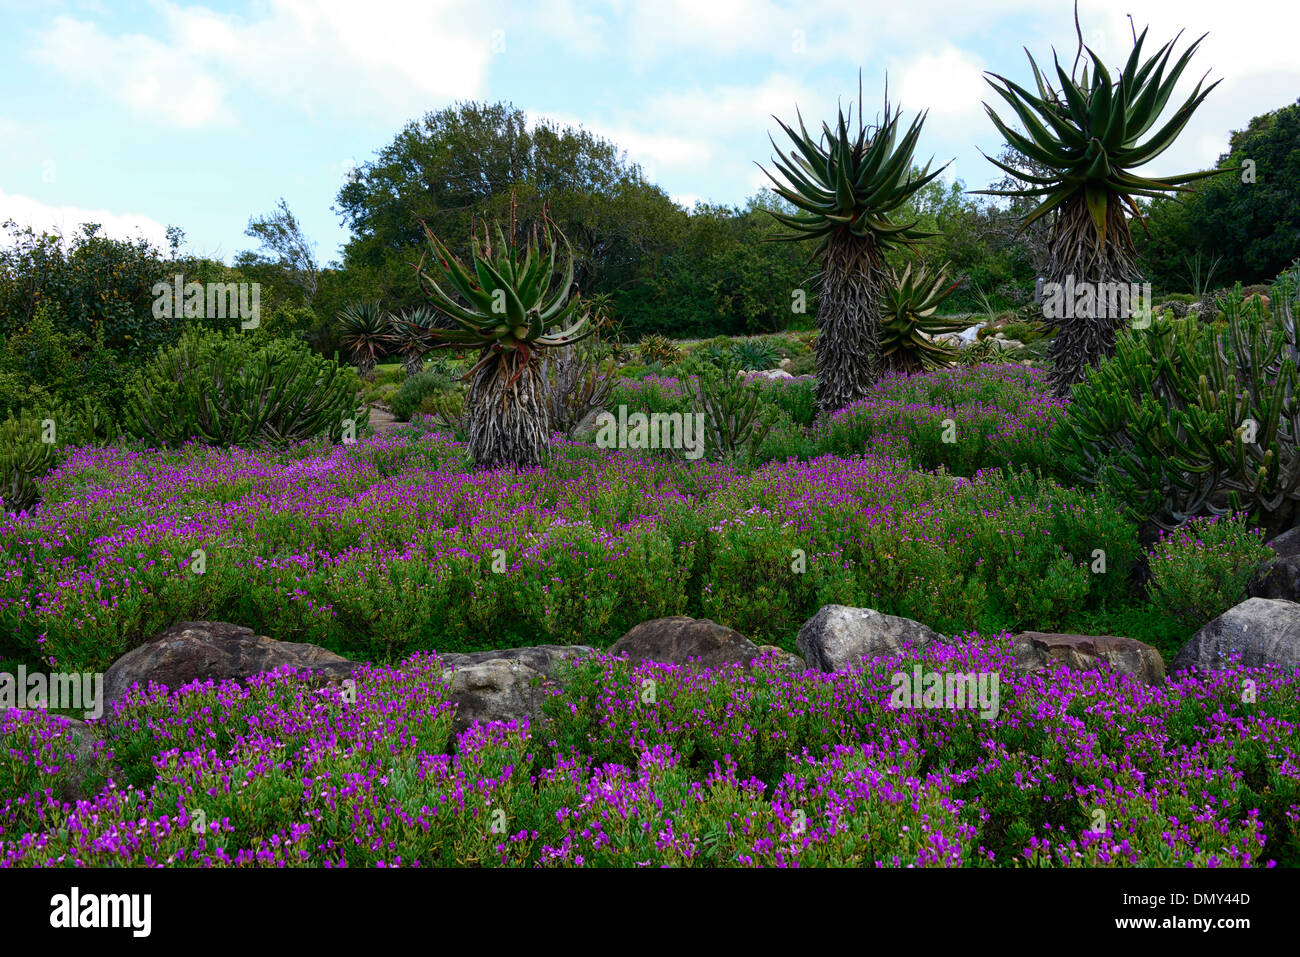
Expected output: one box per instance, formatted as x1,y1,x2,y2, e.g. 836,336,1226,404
2,0,1296,267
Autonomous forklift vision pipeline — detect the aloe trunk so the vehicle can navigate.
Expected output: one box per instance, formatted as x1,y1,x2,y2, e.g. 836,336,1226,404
1043,197,1142,391
465,349,550,471
817,233,886,415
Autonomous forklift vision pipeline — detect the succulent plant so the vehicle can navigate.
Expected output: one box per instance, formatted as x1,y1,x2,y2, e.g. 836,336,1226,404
385,305,447,379
682,354,777,464
410,208,591,470
729,337,780,371
975,21,1229,393
762,84,949,415
879,261,966,374
125,328,366,448
337,302,390,380
636,334,683,367
1052,274,1300,536
0,411,59,514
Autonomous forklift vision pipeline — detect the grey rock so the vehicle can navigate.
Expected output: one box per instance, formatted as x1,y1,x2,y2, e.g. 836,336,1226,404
610,616,759,669
1011,632,1165,684
1171,597,1300,673
103,621,360,707
1,710,109,802
1247,527,1300,602
756,644,807,672
796,605,943,673
437,644,595,679
442,659,545,735
571,409,603,443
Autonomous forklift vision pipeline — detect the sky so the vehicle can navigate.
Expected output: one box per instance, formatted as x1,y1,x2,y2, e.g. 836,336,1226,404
1,0,1296,267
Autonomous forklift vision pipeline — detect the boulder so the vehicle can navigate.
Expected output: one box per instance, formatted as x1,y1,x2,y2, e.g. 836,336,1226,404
103,621,360,706
756,644,807,672
437,644,595,679
1011,632,1165,684
796,605,943,673
778,358,792,371
571,409,603,443
610,616,759,669
1247,527,1300,602
751,369,794,380
1171,597,1300,673
442,659,545,735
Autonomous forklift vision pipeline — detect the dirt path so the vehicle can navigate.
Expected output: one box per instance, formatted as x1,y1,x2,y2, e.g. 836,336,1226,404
367,404,400,436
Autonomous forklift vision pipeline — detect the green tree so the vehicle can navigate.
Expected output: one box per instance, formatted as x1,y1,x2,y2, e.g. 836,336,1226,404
1136,98,1300,288
333,101,682,308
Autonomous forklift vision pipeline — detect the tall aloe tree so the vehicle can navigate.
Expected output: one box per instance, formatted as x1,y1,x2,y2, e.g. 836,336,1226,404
386,305,445,378
975,23,1227,393
337,302,389,380
408,211,592,470
762,86,948,415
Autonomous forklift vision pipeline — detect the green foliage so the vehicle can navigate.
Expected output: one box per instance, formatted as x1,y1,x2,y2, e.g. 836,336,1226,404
1146,514,1273,633
389,367,455,422
0,411,58,514
755,375,817,427
1051,276,1300,534
637,334,683,366
785,353,817,376
334,101,685,312
1137,99,1300,287
879,261,966,373
729,337,779,370
0,303,133,420
975,26,1226,240
0,222,174,362
124,327,366,448
998,320,1047,343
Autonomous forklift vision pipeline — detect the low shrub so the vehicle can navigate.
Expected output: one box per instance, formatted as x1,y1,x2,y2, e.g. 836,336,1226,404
1146,514,1273,633
124,327,367,448
389,367,455,422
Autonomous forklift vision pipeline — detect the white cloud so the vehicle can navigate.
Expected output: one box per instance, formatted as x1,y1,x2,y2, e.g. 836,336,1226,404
0,189,169,249
31,15,235,129
28,0,497,129
891,46,988,135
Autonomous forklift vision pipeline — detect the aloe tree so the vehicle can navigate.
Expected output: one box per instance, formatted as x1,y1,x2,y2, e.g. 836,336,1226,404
386,305,444,378
975,23,1227,393
762,86,948,415
407,211,592,470
337,302,390,380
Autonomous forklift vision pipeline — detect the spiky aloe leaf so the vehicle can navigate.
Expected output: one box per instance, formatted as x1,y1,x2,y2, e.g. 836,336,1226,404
973,26,1229,244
